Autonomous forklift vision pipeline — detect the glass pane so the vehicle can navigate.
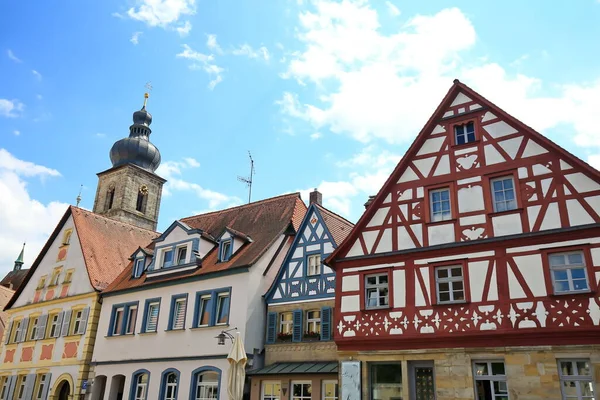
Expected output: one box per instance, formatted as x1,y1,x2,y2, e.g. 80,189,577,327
439,292,450,302
454,290,464,301
441,190,449,201
581,381,595,396
439,282,449,292
493,381,508,394
217,296,230,323
503,179,513,189
573,279,589,290
496,201,506,212
379,275,388,284
491,362,505,376
371,363,402,400
451,267,462,277
437,268,448,279
550,255,565,266
292,384,302,396
474,363,488,376
453,281,464,291
568,253,583,265
553,270,569,281
414,367,435,400
494,191,505,202
264,384,272,396
456,135,465,145
432,192,440,202
493,181,503,191
577,361,591,376
506,199,517,210
571,268,586,279
562,381,578,396
367,276,376,285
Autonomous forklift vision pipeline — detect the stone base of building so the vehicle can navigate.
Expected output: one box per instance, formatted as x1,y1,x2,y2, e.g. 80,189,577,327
339,344,600,400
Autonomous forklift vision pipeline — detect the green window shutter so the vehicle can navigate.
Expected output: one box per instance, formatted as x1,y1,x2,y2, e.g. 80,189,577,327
266,312,277,344
292,309,303,342
321,307,332,341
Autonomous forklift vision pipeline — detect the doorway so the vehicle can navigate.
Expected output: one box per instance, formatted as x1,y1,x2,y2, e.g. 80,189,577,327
57,381,71,400
408,361,436,400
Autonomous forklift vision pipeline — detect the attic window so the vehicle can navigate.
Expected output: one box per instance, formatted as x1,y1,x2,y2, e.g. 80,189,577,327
134,258,145,278
62,230,72,246
162,250,174,268
176,247,187,265
219,239,232,262
454,121,475,145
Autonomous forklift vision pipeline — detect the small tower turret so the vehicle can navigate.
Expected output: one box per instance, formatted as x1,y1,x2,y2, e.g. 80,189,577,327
14,243,25,271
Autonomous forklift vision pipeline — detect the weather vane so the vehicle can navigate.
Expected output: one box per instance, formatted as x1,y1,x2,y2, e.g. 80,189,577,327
143,81,153,107
237,151,255,204
75,184,83,207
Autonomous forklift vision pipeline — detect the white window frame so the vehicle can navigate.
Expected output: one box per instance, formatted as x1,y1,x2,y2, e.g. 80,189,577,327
473,360,508,400
220,240,232,262
162,249,174,268
491,176,517,212
435,265,465,304
279,312,293,335
261,381,281,400
454,121,476,145
49,314,60,338
176,246,187,265
125,305,138,334
16,375,27,400
172,298,187,330
164,373,178,400
145,302,160,332
29,317,39,341
291,381,312,400
0,377,9,399
549,251,590,294
365,273,389,310
112,307,125,336
72,310,84,335
215,292,229,326
194,372,219,400
305,310,321,334
322,380,338,400
134,258,145,277
558,359,595,400
197,295,211,327
429,187,452,222
134,373,148,400
307,254,322,276
35,374,47,400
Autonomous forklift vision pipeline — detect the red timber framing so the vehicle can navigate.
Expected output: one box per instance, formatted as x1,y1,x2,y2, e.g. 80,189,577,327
326,80,600,351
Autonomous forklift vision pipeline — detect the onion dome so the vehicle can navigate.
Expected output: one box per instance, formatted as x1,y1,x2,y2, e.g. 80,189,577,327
109,94,161,173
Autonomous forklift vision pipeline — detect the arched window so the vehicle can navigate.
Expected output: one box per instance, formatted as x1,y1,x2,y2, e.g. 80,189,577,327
159,369,180,400
130,370,150,400
105,187,115,211
190,367,221,400
136,186,148,213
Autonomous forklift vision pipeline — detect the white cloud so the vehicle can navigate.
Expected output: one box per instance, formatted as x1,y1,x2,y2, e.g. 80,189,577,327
0,149,67,276
126,0,196,28
36,94,43,100
32,70,42,81
95,133,106,138
130,31,143,45
385,1,400,16
155,158,241,208
13,130,20,136
176,20,192,36
207,34,223,54
112,12,125,19
177,44,224,89
0,99,24,118
232,44,270,61
7,49,21,63
310,132,322,140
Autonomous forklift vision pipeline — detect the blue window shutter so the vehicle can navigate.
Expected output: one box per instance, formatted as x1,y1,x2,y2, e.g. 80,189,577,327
266,312,277,344
321,307,332,341
292,309,303,342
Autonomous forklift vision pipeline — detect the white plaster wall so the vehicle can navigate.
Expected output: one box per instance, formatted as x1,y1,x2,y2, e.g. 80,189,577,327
491,213,523,236
153,226,207,267
457,185,485,213
427,224,455,246
13,215,95,308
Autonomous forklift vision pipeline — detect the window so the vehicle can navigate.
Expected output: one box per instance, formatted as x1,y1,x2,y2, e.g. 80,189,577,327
455,121,475,145
365,274,389,309
49,268,62,286
63,270,73,283
48,314,60,338
307,254,321,276
305,310,321,334
72,310,84,335
134,259,145,278
291,382,312,400
163,372,178,400
62,230,72,245
491,177,516,212
112,307,124,336
558,359,595,400
105,188,115,211
261,381,281,400
136,192,147,213
197,295,211,327
550,251,590,294
144,301,160,332
430,188,451,222
162,250,174,268
473,361,508,400
176,247,187,265
0,377,9,400
279,312,293,335
220,240,232,262
37,276,47,290
12,320,21,343
193,372,219,400
133,372,149,400
436,265,465,303
215,293,230,325
29,317,39,341
35,374,48,400
170,296,187,330
16,375,27,400
125,305,138,334
322,381,338,400
370,363,402,400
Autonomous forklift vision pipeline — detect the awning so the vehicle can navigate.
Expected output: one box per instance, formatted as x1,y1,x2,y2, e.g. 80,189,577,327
247,362,338,376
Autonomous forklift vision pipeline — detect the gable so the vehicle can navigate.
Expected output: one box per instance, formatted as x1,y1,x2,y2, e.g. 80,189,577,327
266,205,337,303
334,80,600,261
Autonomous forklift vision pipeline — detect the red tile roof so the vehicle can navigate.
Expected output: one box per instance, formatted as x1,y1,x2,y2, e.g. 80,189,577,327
0,269,29,292
315,204,354,246
104,193,308,293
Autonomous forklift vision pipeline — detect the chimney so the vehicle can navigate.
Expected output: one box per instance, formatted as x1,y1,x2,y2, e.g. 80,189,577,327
364,195,376,209
309,188,322,206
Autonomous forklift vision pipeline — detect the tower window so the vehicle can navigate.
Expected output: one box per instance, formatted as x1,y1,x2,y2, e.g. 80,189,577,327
105,188,115,211
136,186,148,213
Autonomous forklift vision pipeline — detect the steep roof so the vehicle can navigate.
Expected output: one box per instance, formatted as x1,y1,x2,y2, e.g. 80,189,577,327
326,79,600,266
5,206,159,309
104,193,307,294
0,269,29,291
0,285,15,331
315,204,354,246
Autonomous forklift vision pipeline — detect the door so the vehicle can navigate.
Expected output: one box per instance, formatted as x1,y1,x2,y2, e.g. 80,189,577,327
409,361,435,400
58,381,71,400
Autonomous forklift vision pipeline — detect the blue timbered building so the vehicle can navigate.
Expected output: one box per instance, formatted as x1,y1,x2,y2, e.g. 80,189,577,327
248,189,353,400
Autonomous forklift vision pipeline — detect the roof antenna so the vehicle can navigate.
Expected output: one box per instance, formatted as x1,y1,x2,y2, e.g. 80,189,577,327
75,184,83,207
237,151,255,204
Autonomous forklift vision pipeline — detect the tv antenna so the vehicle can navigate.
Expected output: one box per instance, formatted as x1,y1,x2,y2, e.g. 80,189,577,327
237,151,255,204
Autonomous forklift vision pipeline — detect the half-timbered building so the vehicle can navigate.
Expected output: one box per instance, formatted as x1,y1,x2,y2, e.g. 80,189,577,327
327,80,600,400
248,190,353,400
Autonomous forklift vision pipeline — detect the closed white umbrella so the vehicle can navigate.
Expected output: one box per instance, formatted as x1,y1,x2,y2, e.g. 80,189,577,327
227,332,247,400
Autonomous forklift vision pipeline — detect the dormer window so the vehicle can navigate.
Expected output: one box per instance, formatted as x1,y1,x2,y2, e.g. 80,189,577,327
219,239,232,262
454,121,475,145
162,250,174,268
176,247,187,265
134,258,145,278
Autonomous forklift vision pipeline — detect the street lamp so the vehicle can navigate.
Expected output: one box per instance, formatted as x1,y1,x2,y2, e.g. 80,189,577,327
215,327,238,345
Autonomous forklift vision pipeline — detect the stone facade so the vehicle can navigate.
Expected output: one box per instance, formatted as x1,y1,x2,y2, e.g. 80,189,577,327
339,345,600,400
92,164,165,231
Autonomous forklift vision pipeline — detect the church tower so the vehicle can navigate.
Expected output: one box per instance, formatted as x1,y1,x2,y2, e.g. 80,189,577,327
92,93,166,231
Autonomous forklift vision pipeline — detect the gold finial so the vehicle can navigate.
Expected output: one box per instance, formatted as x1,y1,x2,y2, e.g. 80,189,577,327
143,82,153,108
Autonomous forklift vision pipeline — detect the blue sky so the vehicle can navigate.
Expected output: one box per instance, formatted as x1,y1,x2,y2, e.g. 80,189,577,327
2,0,600,273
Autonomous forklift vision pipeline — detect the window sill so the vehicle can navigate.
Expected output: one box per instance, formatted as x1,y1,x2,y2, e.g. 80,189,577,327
550,290,594,298
104,333,135,338
432,300,469,307
363,306,391,312
488,208,523,217
165,328,186,332
138,331,158,335
451,140,480,149
190,324,229,331
425,218,457,226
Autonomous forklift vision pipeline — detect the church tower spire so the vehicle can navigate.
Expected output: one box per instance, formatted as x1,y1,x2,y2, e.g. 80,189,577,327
14,243,25,271
92,91,166,231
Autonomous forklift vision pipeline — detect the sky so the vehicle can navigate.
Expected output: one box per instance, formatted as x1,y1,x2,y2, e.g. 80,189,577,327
1,0,600,275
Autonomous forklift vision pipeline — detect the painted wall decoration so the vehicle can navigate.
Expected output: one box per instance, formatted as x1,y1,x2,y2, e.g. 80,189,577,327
340,361,361,400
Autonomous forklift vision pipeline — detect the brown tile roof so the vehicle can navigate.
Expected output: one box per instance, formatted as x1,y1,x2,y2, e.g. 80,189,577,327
315,204,354,246
0,269,29,291
104,193,308,294
0,285,15,335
